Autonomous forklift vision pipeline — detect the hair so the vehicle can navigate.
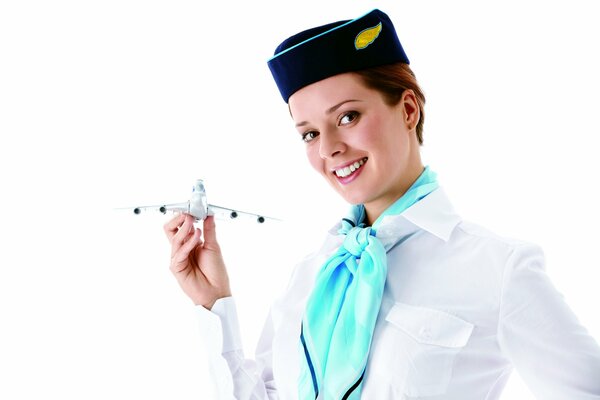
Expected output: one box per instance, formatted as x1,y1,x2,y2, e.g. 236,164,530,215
354,63,426,145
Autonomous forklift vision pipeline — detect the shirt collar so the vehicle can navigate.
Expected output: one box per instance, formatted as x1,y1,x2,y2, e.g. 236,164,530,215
328,186,462,243
390,186,461,242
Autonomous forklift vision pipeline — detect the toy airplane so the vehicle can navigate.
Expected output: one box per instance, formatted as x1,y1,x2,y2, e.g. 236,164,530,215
122,179,279,224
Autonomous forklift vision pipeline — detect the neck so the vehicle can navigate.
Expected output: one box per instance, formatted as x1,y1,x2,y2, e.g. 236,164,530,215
364,163,425,226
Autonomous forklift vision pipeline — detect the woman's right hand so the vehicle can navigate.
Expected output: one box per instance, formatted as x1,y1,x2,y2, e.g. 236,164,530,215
164,213,231,309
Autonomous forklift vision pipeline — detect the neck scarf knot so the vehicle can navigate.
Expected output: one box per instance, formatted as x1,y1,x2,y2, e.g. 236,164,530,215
298,166,439,400
343,225,372,258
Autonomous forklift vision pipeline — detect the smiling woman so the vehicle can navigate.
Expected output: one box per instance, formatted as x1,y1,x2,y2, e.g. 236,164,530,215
3,2,600,400
162,7,600,400
289,72,424,225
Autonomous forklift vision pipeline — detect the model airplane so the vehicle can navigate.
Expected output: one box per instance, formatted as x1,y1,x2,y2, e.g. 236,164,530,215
122,179,279,224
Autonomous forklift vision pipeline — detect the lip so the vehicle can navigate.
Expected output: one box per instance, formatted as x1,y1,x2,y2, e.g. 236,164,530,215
332,157,367,185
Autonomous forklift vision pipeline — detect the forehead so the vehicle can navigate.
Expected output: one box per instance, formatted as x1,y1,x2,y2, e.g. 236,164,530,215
288,72,375,116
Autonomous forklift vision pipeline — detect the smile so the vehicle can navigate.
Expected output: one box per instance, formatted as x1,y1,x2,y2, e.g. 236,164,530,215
334,158,368,178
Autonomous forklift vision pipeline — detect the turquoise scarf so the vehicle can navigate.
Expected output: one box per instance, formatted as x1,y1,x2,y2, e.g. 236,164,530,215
298,165,439,399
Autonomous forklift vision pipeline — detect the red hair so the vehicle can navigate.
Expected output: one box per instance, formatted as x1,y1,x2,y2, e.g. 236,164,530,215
354,63,426,145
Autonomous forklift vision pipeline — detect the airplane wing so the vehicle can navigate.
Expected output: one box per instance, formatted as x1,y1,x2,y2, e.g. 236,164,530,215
117,202,279,223
208,204,281,224
117,202,190,216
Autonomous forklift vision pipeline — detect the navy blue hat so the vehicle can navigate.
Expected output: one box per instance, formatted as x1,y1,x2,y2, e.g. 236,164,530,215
267,9,410,103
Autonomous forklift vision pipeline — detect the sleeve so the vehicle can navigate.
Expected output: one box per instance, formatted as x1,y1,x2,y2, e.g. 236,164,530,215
497,243,600,399
195,297,278,400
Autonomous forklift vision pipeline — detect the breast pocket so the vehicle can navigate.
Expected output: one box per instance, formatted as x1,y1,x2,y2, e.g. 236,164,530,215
384,302,474,398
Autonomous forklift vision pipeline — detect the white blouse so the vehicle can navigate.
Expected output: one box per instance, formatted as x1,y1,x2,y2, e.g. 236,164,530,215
195,187,600,399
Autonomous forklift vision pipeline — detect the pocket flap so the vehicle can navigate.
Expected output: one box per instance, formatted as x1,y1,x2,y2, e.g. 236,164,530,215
385,302,474,348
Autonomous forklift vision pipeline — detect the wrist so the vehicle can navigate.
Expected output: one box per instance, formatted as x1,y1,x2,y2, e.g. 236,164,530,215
198,292,232,310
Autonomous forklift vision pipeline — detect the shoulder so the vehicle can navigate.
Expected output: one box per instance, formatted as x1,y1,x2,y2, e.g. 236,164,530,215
275,229,342,294
454,218,540,250
450,219,546,272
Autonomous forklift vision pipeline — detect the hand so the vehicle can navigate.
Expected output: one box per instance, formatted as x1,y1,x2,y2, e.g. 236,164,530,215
164,214,231,309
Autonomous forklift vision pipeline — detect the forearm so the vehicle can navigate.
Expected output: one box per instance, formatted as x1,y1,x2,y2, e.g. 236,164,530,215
196,297,276,399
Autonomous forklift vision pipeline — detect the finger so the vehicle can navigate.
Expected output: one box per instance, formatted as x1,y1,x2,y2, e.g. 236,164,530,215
171,228,201,270
164,213,186,240
184,224,202,246
202,216,219,251
170,215,195,256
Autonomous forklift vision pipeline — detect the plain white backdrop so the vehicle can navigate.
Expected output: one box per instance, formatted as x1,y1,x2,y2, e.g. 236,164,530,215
1,1,599,399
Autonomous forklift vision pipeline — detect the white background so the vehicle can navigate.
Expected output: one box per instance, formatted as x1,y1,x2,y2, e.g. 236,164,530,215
1,1,599,399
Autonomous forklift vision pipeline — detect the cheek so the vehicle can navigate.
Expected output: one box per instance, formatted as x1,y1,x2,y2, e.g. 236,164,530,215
362,115,405,155
358,116,385,146
306,146,323,173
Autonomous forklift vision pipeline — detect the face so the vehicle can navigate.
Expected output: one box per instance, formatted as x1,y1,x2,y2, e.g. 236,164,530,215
288,72,424,224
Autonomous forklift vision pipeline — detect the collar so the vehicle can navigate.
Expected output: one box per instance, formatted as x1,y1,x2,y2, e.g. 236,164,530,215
328,186,462,244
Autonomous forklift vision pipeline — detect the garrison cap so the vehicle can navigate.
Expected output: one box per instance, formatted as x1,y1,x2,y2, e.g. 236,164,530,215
267,9,409,103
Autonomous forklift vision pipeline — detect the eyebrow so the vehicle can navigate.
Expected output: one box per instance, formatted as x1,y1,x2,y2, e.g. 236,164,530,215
295,99,361,128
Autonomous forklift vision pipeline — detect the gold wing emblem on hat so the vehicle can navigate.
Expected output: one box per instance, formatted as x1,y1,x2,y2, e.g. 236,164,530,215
355,22,382,50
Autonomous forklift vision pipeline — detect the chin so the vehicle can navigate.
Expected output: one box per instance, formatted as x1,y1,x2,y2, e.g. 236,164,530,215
334,187,370,206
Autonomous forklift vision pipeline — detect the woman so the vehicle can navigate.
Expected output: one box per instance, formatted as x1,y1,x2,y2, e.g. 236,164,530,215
164,9,600,399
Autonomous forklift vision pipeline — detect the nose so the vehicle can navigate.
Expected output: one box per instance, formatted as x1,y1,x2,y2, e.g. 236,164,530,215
319,131,346,159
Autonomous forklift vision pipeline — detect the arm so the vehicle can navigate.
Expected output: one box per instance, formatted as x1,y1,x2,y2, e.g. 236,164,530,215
498,244,600,399
164,214,277,399
196,298,277,399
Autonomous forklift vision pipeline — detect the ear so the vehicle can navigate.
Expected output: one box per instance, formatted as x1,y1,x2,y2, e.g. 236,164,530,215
400,89,420,131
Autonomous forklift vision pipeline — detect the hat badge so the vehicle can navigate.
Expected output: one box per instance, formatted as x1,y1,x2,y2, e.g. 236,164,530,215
354,22,382,50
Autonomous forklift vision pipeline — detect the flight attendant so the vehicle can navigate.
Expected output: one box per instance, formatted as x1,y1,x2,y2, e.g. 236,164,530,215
164,8,600,399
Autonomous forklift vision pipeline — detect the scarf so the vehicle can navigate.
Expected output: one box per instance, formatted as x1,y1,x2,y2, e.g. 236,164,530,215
298,165,439,399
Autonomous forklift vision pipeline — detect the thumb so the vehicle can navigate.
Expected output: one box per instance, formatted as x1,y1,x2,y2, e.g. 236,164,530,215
202,215,219,249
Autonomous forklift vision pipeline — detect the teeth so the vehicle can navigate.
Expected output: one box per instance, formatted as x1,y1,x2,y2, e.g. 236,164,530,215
335,158,366,178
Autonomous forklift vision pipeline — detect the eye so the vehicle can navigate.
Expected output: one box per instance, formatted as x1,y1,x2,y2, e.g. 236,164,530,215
339,111,359,126
301,131,319,143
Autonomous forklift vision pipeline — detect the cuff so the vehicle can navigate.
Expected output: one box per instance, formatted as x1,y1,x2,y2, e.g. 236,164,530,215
195,296,243,354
